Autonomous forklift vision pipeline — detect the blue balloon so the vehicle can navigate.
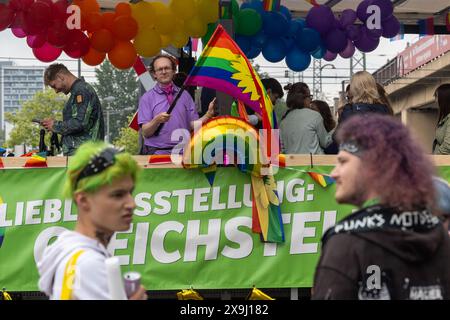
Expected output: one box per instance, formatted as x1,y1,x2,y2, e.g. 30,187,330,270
312,44,327,59
294,18,306,29
279,5,292,21
286,48,311,72
240,0,264,14
288,19,303,37
263,11,289,37
296,27,321,53
250,30,267,48
246,46,261,59
235,35,251,54
281,35,295,51
262,37,287,63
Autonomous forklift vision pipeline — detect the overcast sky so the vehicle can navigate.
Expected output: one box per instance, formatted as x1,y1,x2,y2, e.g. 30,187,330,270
0,30,419,105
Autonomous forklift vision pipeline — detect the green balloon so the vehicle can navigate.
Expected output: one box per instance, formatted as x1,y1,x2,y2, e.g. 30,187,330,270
236,8,262,36
221,0,239,19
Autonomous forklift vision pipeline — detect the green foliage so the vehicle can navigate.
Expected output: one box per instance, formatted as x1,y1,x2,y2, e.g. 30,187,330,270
113,114,140,155
93,60,139,142
5,90,65,148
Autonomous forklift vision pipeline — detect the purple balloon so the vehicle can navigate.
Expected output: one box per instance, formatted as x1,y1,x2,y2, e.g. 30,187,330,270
324,28,347,53
33,42,62,63
323,50,337,62
382,15,401,38
333,18,342,30
346,24,361,41
339,40,355,59
373,0,393,20
356,0,374,22
305,5,335,35
365,25,383,39
340,9,357,27
354,30,380,53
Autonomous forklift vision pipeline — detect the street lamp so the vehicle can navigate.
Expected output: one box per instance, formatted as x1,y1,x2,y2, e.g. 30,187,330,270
319,64,336,96
103,96,115,143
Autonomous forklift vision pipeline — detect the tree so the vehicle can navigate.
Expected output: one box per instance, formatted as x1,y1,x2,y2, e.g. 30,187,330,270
113,115,139,155
93,60,139,142
251,60,270,79
5,90,65,148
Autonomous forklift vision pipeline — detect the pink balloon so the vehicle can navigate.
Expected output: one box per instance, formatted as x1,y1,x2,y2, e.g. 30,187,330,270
33,42,62,62
339,40,356,59
10,11,27,37
47,19,69,48
27,33,47,48
11,27,27,38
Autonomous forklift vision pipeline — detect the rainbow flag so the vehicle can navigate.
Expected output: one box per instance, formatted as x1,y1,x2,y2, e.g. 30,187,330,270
148,154,172,164
23,152,47,168
263,0,280,11
308,171,335,188
184,24,275,132
418,17,434,36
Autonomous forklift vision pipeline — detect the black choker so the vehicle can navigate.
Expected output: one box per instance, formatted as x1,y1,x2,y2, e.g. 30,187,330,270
75,147,123,186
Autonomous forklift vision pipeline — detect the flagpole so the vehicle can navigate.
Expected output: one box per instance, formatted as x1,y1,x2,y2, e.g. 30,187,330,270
153,85,186,136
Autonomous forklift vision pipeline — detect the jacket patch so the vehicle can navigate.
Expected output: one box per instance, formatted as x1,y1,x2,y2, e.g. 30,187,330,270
76,95,83,104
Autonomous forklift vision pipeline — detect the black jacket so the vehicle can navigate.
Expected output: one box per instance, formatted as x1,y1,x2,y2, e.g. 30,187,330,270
339,103,391,124
312,205,450,300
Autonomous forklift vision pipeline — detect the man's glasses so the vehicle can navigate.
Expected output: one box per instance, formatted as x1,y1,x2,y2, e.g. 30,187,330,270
154,67,173,74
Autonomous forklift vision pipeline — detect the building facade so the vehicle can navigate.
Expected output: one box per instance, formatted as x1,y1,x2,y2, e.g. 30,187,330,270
0,62,44,140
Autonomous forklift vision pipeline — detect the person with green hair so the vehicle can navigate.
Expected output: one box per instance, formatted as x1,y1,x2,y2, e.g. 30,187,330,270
37,141,147,300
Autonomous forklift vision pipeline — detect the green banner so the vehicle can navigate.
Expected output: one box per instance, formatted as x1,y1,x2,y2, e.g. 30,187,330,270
0,165,384,291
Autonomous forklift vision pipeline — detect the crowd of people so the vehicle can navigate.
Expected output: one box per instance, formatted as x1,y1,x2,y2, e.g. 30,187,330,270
29,60,450,300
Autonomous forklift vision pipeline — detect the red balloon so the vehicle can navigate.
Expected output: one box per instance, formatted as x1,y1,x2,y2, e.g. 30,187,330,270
27,33,47,48
64,30,90,58
33,42,62,62
0,4,15,31
52,0,69,21
8,0,34,12
10,11,28,37
26,1,52,30
47,19,69,48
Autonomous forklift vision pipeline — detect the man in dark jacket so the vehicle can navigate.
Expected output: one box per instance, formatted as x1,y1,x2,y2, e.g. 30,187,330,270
42,64,105,156
312,114,450,300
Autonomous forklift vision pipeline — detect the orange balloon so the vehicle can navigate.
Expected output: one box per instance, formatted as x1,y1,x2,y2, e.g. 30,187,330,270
102,12,116,31
82,47,105,66
112,15,138,41
90,28,115,53
108,41,137,70
73,0,99,14
85,12,103,33
115,2,131,16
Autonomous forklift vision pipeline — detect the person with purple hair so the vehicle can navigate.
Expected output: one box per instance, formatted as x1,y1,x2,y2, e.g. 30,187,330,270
312,114,450,300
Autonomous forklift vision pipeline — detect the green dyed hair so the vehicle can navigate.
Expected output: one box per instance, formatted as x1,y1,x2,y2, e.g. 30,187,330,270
63,141,140,199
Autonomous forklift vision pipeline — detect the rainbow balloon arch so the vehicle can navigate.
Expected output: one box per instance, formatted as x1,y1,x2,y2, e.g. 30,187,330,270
0,0,401,71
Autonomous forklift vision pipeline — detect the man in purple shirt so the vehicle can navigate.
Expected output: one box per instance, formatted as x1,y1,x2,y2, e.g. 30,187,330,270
138,54,215,155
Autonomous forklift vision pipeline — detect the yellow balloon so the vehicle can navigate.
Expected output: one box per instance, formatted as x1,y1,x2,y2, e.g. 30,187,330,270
171,30,189,48
185,17,207,38
160,34,172,48
131,2,155,28
153,6,176,35
170,0,196,20
134,27,162,57
196,0,219,24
